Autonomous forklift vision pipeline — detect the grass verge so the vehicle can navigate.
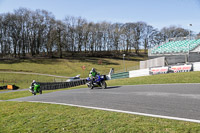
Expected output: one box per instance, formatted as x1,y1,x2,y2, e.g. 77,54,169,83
107,71,200,85
0,73,66,89
0,101,200,133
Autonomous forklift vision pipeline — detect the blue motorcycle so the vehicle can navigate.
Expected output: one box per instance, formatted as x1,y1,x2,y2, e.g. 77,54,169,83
86,75,107,89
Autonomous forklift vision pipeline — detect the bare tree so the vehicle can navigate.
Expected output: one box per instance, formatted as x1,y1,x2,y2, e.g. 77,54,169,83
54,20,67,58
161,26,189,41
142,24,157,54
0,8,197,58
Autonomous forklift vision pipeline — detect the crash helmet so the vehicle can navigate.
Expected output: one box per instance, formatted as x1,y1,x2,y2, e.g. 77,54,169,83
32,80,36,83
91,68,96,72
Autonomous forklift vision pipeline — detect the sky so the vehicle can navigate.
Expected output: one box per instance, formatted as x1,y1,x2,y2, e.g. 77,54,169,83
0,0,200,33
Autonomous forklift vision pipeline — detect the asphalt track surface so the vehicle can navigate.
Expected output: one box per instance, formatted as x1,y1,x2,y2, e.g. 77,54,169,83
0,89,28,94
11,84,200,122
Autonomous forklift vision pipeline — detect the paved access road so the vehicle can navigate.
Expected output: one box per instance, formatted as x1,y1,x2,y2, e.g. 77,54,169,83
11,84,200,121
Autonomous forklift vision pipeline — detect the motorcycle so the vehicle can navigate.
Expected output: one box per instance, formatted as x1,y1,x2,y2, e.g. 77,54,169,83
86,75,107,89
29,83,42,95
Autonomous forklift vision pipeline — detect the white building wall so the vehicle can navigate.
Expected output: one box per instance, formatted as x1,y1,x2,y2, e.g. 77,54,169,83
129,69,149,78
193,62,200,71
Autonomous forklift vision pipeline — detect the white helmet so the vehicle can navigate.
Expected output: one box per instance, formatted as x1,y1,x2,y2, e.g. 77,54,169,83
33,80,36,83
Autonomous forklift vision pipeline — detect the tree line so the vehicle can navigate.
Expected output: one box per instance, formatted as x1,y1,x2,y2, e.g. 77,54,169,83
0,8,195,58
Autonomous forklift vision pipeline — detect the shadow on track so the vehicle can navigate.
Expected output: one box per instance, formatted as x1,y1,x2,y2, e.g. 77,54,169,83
106,86,121,89
92,86,121,90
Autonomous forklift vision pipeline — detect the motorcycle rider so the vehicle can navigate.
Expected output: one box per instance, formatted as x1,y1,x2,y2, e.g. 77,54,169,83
87,68,106,89
89,68,99,85
30,80,36,92
30,80,41,94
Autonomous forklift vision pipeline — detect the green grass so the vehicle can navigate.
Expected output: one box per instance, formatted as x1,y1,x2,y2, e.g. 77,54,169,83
1,101,200,133
0,91,31,100
0,58,141,78
1,58,200,132
0,85,85,100
107,71,200,86
0,73,66,89
0,58,141,89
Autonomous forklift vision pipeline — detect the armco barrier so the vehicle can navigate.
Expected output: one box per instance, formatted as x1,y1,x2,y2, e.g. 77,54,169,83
110,62,200,80
111,72,129,80
149,64,193,75
38,79,87,90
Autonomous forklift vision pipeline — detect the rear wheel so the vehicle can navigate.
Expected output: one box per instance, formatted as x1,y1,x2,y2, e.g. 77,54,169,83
39,89,42,94
90,85,94,89
101,80,107,89
89,84,94,89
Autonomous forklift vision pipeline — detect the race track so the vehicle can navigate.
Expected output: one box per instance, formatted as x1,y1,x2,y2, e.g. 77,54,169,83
10,83,200,122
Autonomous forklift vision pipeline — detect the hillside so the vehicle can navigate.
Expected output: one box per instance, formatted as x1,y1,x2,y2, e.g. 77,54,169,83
0,56,145,88
0,57,145,77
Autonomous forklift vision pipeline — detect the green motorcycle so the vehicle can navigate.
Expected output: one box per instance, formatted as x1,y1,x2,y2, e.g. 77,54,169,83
29,83,42,95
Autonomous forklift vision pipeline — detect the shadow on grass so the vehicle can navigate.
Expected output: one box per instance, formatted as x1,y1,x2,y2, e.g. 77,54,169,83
67,57,120,65
0,58,62,65
0,57,120,65
0,54,146,66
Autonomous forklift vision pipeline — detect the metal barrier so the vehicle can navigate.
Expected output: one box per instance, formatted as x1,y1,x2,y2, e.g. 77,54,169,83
38,79,87,90
111,72,129,80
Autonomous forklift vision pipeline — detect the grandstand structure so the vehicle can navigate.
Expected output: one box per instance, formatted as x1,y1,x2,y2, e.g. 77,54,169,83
148,36,200,65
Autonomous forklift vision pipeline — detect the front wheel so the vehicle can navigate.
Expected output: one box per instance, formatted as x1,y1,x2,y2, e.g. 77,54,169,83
87,82,93,89
101,80,107,89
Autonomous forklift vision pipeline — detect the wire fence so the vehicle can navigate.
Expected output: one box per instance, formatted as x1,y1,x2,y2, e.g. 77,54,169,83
0,79,87,90
39,79,87,90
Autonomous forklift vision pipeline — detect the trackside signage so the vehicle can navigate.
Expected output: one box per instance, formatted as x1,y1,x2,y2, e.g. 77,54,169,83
149,67,169,75
169,65,193,73
149,64,193,75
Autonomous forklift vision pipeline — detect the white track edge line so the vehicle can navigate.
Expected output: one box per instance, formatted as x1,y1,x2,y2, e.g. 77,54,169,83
28,101,200,123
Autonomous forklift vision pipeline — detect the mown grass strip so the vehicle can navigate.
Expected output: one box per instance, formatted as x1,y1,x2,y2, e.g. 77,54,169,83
107,71,200,86
0,101,200,133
